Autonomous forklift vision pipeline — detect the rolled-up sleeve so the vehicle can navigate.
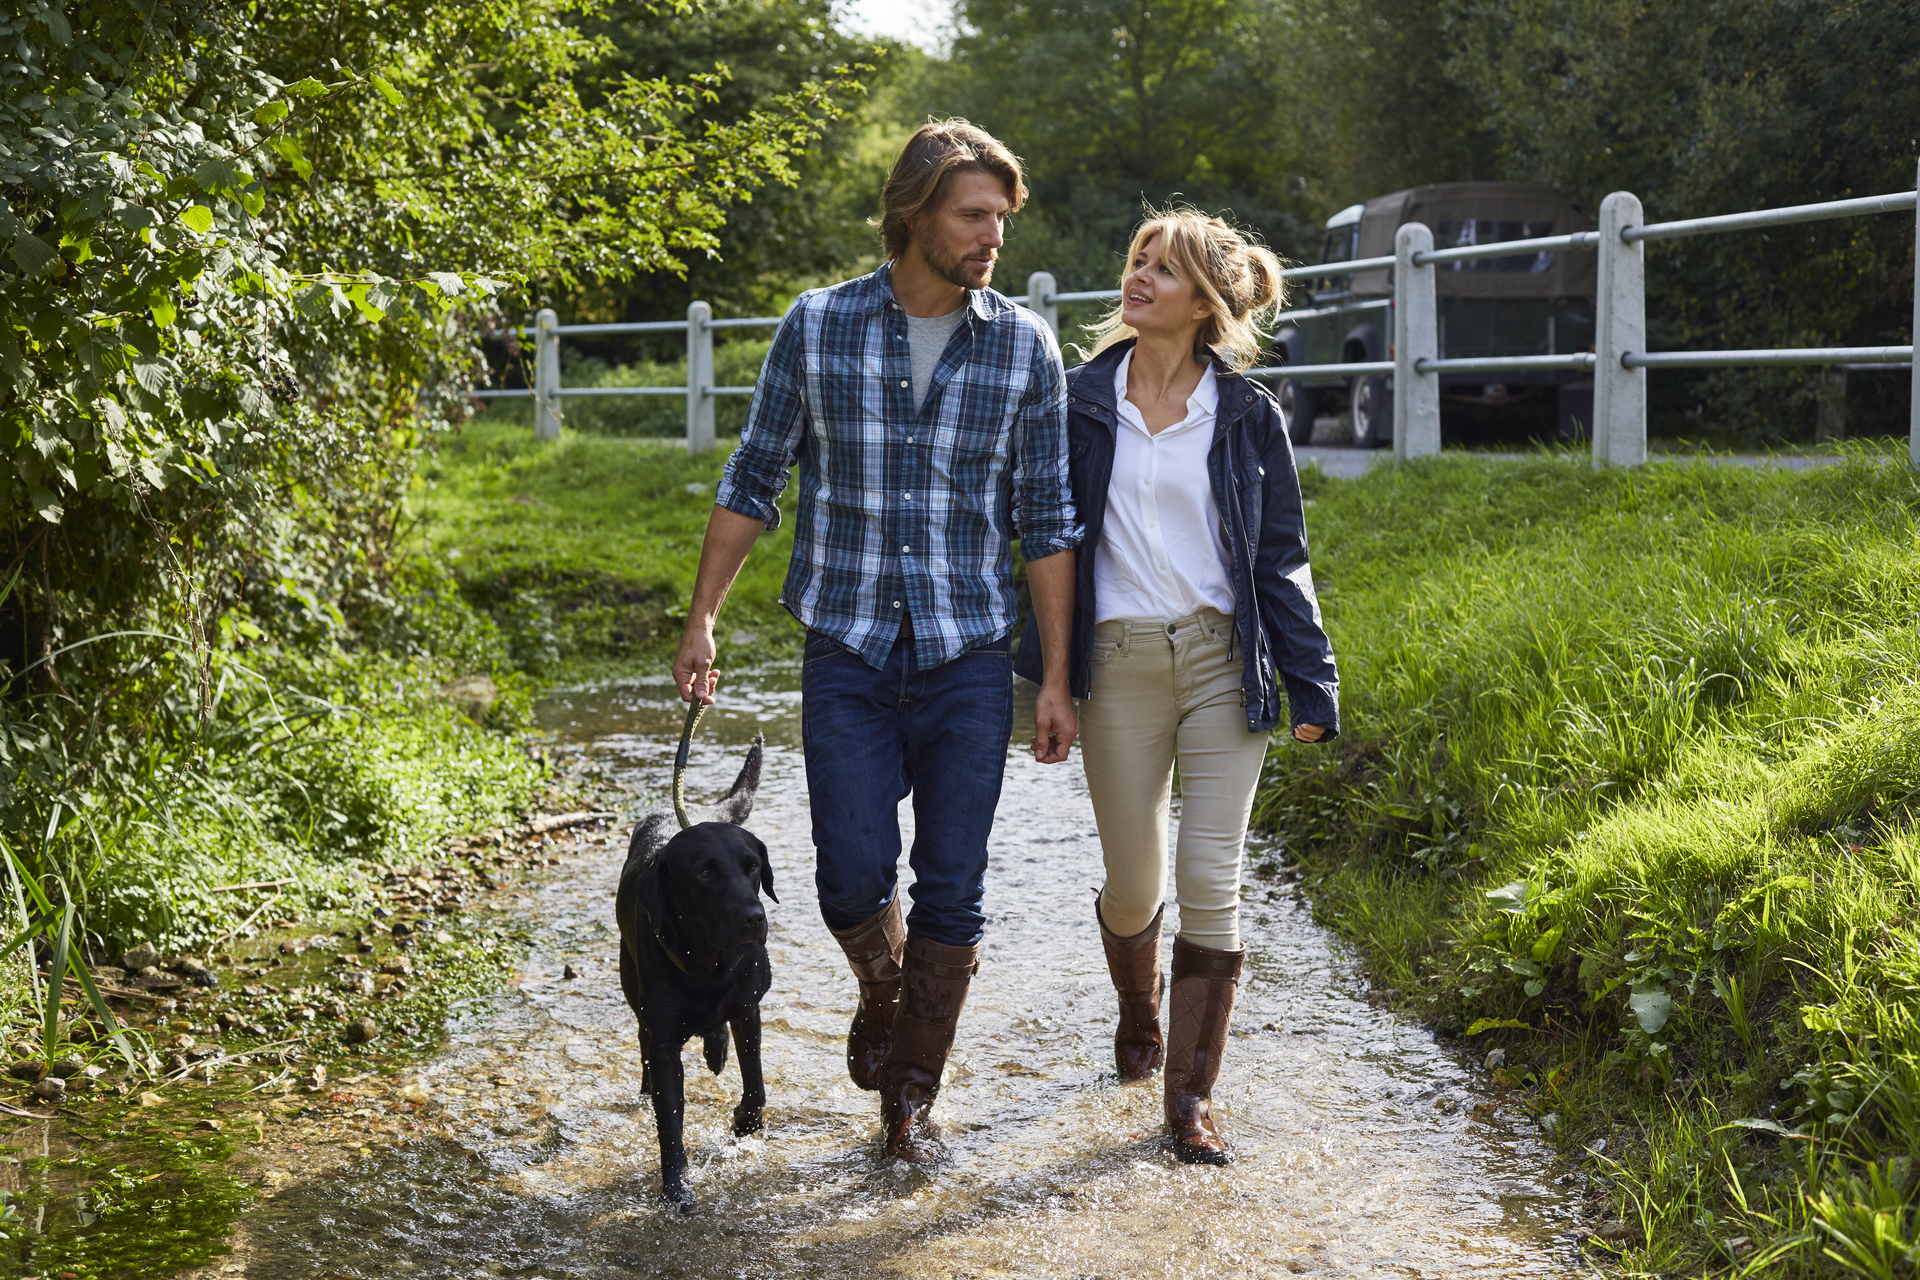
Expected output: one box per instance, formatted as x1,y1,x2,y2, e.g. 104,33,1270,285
1009,321,1082,559
715,304,809,530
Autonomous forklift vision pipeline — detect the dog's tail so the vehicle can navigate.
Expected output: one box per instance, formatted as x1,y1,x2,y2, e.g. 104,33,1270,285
715,733,764,826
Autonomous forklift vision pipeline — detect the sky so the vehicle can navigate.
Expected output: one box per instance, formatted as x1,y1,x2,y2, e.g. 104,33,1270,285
838,0,952,51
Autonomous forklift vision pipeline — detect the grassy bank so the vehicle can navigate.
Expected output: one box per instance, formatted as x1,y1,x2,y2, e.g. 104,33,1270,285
1259,449,1920,1274
413,413,802,677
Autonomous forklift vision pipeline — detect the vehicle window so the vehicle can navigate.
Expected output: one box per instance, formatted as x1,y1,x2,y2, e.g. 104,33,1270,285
1435,219,1556,272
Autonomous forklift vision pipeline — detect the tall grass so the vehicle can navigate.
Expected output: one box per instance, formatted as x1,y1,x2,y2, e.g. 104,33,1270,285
1259,450,1920,1274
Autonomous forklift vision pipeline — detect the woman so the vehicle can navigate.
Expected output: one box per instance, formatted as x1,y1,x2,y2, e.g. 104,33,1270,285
1015,208,1339,1165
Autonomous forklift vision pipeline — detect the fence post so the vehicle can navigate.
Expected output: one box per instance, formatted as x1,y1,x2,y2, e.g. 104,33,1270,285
533,308,562,441
1026,271,1058,343
686,300,715,455
1594,191,1647,468
1393,222,1440,459
1910,158,1919,468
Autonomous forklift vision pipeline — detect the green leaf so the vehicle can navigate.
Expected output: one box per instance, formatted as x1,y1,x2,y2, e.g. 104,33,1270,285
194,157,244,193
116,203,155,230
38,5,71,45
285,76,329,98
1465,1017,1527,1035
236,384,274,419
1530,926,1564,965
425,270,465,297
0,329,27,394
1485,881,1534,914
346,283,386,323
12,233,59,276
149,293,177,328
30,487,64,523
1713,1118,1816,1141
1628,986,1671,1034
271,135,313,182
179,205,214,235
370,74,405,108
253,99,291,126
1523,978,1547,998
131,355,172,397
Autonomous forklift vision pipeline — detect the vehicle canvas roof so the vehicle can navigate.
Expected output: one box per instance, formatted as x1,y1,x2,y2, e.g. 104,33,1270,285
1348,181,1596,300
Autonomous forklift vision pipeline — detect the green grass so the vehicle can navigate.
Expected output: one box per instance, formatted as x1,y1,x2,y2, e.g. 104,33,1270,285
1259,448,1920,1275
414,413,803,677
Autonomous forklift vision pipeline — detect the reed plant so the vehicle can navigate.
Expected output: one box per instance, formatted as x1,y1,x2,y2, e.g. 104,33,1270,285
1259,446,1920,1274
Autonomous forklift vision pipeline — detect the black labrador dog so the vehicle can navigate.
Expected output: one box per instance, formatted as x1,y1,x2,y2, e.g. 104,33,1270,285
615,735,774,1207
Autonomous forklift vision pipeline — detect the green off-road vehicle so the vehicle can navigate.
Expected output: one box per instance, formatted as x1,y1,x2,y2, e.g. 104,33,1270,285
1271,181,1597,447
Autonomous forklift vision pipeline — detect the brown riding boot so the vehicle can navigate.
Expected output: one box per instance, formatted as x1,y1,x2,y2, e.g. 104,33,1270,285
829,897,905,1090
1164,935,1245,1165
879,933,978,1163
1096,895,1163,1079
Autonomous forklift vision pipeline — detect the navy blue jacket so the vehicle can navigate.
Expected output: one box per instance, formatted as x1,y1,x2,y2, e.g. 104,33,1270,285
1014,340,1340,737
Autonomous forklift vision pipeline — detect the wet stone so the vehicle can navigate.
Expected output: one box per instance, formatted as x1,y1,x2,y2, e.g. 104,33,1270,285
48,1059,84,1079
29,1076,65,1102
121,942,161,971
344,1018,381,1045
6,1059,45,1083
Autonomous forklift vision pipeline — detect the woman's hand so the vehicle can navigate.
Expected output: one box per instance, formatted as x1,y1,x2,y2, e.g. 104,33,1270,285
1292,723,1326,743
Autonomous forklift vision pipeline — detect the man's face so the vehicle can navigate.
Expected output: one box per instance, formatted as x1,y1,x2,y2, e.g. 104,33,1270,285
909,168,1011,290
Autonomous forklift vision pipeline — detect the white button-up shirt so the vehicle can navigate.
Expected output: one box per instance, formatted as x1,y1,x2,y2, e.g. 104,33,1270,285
1093,350,1236,624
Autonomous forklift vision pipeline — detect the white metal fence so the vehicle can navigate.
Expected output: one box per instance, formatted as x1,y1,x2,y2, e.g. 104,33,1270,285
474,165,1919,466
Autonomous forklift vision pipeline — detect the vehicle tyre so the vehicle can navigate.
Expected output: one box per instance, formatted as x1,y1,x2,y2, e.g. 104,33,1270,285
1349,375,1392,449
1277,379,1317,446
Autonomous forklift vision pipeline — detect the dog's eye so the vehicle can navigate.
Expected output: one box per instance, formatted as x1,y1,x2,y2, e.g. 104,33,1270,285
696,867,714,880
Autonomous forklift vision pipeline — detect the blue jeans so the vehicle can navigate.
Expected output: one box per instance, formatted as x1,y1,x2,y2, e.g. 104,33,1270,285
802,628,1013,947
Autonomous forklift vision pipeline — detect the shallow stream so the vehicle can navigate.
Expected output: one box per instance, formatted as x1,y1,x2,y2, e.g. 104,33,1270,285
203,668,1579,1278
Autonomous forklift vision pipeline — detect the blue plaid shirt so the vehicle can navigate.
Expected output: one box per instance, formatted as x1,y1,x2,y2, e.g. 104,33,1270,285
716,263,1081,670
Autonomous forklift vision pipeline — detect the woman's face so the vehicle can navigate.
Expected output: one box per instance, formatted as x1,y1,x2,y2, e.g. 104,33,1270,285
1120,231,1211,340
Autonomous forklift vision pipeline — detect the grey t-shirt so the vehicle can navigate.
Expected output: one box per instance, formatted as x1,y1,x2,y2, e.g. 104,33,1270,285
905,306,966,408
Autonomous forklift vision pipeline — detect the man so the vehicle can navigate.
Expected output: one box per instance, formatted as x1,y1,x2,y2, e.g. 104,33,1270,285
672,120,1080,1162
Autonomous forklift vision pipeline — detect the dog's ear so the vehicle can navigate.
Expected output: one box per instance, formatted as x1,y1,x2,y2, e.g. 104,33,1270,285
753,835,777,903
633,852,670,931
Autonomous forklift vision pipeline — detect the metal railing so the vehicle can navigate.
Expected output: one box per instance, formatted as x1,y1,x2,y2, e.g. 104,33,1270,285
475,165,1917,463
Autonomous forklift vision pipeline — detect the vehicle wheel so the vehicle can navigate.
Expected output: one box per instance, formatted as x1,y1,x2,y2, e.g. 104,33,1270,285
1277,379,1317,446
1350,375,1393,448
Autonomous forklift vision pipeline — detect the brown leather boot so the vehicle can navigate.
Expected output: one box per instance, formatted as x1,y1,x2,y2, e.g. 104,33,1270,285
1096,894,1163,1079
879,933,978,1163
1164,935,1244,1165
829,896,904,1090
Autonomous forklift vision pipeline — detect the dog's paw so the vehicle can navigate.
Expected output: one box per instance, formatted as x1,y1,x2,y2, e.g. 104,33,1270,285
661,1180,696,1213
732,1100,765,1137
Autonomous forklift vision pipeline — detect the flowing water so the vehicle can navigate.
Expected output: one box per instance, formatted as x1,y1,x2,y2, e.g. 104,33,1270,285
206,668,1581,1279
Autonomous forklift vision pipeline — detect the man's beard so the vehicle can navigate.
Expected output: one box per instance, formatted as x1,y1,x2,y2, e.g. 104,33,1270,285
920,237,994,290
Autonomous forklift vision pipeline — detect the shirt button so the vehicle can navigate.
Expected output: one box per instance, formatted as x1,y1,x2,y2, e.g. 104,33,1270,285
906,435,915,443
902,544,911,553
893,600,902,608
903,493,912,501
899,380,909,388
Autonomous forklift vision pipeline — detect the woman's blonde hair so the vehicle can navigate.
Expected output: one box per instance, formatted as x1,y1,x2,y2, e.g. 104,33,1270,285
1084,206,1288,372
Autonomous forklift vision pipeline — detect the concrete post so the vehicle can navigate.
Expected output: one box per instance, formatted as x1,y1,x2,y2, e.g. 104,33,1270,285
1026,271,1058,342
1910,159,1919,468
1393,222,1440,459
533,308,562,441
1594,192,1647,467
686,300,715,455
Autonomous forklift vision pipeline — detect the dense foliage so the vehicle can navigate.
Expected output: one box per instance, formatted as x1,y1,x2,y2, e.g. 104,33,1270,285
0,0,864,947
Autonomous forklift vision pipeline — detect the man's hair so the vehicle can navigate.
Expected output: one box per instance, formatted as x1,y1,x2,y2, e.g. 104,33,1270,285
876,119,1027,261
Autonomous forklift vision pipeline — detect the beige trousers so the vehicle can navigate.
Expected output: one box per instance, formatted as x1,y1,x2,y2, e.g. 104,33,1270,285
1078,608,1270,951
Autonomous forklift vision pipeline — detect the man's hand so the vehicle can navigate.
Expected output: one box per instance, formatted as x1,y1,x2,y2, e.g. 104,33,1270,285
1292,723,1327,743
673,505,765,705
674,621,720,705
1032,682,1077,763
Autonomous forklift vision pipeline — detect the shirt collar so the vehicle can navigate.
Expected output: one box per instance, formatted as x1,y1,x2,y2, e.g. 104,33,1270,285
1113,348,1220,430
868,260,1005,323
